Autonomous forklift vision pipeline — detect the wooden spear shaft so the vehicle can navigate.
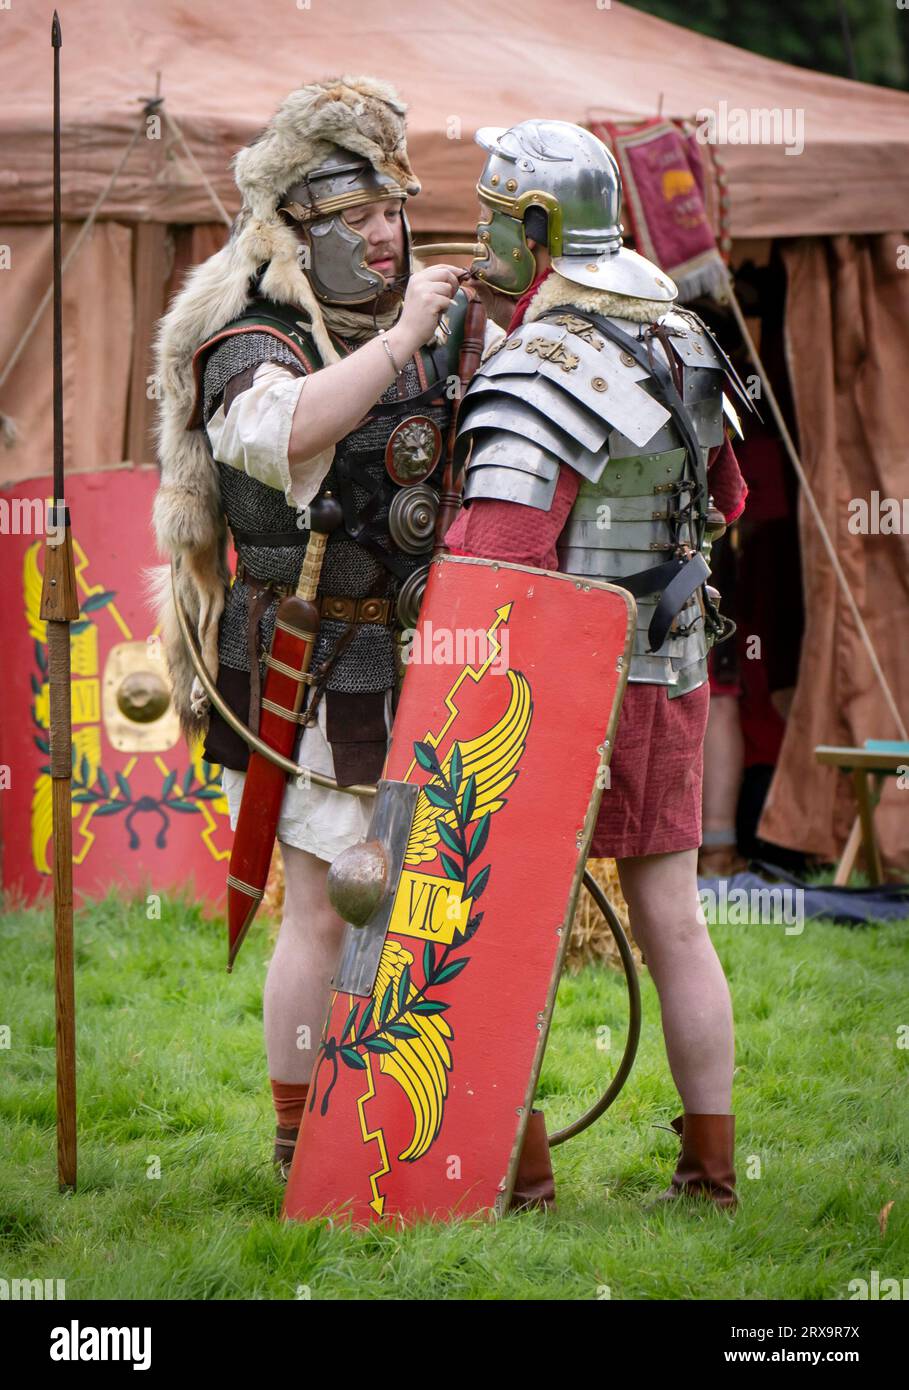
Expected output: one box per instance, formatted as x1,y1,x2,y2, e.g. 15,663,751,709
40,11,80,1192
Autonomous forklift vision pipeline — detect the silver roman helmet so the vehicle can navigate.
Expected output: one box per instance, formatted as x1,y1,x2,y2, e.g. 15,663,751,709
471,119,677,302
279,144,416,305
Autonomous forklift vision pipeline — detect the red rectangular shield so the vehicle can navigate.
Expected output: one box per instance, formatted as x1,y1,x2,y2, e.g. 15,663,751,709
284,555,633,1224
0,468,232,907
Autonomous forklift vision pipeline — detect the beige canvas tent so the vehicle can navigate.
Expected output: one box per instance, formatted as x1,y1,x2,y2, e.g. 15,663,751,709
2,0,907,869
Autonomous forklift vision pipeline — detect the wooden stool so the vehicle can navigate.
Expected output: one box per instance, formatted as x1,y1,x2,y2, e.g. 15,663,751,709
815,741,909,884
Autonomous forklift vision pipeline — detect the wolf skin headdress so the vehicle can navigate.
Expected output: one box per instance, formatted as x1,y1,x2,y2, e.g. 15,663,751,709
149,76,419,736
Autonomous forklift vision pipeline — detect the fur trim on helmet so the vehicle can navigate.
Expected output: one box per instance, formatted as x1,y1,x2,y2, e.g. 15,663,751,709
232,74,420,220
150,75,417,742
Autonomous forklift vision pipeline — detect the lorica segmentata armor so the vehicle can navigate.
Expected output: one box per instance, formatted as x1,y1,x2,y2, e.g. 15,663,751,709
456,303,749,696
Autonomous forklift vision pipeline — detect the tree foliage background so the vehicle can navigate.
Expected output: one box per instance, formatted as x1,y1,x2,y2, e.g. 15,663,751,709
625,0,909,90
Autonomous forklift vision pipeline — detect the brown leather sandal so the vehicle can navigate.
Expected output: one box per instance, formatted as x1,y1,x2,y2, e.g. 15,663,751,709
697,844,746,877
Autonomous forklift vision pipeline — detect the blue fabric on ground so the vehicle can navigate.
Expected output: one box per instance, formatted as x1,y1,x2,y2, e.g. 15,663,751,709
695,866,909,925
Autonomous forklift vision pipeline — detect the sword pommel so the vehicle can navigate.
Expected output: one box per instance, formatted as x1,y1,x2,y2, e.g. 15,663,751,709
308,494,343,535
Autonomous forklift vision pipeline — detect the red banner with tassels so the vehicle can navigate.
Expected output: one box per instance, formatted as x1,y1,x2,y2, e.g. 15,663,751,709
591,117,729,299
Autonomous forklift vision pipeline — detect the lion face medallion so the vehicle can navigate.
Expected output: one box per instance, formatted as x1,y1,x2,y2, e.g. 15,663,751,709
384,415,443,486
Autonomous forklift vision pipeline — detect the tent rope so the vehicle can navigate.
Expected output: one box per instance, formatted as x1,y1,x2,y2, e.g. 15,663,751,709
726,286,908,742
0,93,234,398
0,113,146,394
161,106,233,227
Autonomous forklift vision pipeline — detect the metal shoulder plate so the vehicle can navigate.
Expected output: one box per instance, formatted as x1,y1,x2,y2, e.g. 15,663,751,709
457,312,673,510
660,306,757,420
580,306,731,453
647,309,728,451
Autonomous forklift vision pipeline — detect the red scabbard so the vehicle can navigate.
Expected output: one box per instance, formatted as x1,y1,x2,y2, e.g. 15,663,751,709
226,595,319,969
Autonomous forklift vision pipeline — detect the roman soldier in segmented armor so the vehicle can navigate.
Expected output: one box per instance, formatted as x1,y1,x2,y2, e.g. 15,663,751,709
454,122,751,697
151,77,479,1178
446,120,753,1210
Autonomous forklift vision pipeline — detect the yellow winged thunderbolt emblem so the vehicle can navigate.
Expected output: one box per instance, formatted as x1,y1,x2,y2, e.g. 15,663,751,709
361,668,533,1162
403,668,533,866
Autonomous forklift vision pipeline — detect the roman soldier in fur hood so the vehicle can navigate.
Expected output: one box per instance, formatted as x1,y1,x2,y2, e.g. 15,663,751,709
152,76,458,741
149,76,484,1177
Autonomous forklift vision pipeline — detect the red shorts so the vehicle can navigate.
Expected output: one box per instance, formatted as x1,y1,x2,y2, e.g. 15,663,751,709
445,474,716,860
592,681,709,859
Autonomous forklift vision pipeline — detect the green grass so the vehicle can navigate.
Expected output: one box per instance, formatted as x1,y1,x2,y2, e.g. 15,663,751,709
1,889,907,1300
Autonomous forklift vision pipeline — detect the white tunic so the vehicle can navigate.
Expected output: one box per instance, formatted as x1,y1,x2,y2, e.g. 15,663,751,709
206,360,384,860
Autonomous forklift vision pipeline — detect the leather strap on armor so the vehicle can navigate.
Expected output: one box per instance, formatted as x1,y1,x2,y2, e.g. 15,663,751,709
546,303,710,652
297,624,357,733
242,576,283,736
235,560,296,593
641,552,710,651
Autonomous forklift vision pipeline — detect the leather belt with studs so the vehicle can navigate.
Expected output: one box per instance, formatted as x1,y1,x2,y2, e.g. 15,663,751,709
234,561,296,597
235,563,396,625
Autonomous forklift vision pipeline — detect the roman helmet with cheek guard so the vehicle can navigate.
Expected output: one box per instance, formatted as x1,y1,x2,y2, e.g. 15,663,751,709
278,145,417,305
227,75,422,344
471,118,678,301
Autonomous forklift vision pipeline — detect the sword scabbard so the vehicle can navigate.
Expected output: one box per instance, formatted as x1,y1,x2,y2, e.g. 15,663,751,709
226,594,321,969
225,487,349,967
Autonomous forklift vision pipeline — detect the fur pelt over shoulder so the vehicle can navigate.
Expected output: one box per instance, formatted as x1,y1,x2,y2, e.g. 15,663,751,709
149,76,419,739
523,269,670,326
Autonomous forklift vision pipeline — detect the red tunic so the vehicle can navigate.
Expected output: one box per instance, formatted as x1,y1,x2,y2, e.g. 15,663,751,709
444,278,747,857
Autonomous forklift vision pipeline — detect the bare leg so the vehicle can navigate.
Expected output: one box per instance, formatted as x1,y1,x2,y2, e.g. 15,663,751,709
617,848,734,1113
263,841,348,1084
700,692,745,873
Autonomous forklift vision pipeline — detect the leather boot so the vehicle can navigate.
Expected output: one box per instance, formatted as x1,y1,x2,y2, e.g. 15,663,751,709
509,1109,556,1212
652,1113,737,1210
273,1124,298,1183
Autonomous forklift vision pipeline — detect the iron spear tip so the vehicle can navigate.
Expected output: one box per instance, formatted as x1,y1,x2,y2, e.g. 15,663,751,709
52,11,62,45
